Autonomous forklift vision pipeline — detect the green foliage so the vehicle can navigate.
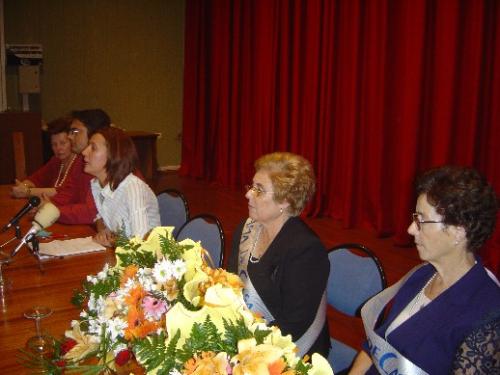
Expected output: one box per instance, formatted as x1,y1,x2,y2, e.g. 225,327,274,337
221,318,267,356
130,317,267,374
71,270,121,310
173,282,198,311
252,325,272,344
158,231,193,260
116,249,157,269
294,359,313,374
71,288,87,309
133,330,181,373
177,316,222,362
90,273,120,298
177,316,267,361
113,227,132,248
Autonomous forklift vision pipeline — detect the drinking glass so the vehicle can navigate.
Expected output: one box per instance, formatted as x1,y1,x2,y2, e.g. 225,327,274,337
24,306,54,356
0,253,11,302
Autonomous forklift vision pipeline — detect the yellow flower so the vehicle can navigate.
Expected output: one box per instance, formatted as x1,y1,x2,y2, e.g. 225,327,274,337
179,239,205,281
231,338,285,375
261,325,298,367
164,286,254,349
164,278,180,301
202,267,244,294
183,352,230,375
309,353,334,375
64,323,99,361
103,295,120,319
183,271,210,307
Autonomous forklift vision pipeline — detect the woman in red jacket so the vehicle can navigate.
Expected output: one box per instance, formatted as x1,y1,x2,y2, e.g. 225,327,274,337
11,117,78,199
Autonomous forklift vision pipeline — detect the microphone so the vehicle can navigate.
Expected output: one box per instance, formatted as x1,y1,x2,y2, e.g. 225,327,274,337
10,202,60,258
1,196,41,233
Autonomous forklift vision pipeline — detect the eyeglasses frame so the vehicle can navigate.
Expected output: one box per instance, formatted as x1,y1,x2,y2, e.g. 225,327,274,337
245,184,273,198
412,213,443,231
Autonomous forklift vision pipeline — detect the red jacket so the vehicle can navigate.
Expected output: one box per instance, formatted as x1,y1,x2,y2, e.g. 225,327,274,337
51,155,97,224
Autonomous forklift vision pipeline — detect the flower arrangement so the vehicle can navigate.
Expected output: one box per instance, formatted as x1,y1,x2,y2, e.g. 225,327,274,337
20,227,333,374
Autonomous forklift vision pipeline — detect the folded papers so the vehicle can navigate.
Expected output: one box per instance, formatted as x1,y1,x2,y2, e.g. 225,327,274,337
38,236,106,257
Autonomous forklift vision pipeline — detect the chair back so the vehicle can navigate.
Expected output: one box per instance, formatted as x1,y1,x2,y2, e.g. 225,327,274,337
157,189,189,238
326,243,386,373
176,214,224,268
327,243,386,316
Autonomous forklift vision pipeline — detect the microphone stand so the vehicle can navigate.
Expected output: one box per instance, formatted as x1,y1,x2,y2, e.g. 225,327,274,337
14,222,22,240
0,220,22,256
1,224,48,274
0,221,23,251
27,236,45,273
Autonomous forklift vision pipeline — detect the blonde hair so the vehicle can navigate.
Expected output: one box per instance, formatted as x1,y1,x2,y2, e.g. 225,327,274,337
255,152,316,216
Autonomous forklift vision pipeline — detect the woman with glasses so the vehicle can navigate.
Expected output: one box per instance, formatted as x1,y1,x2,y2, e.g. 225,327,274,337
350,166,500,375
227,152,330,358
82,127,160,247
11,117,79,199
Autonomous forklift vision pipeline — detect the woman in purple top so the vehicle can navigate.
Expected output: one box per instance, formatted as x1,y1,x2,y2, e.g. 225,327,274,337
350,166,500,375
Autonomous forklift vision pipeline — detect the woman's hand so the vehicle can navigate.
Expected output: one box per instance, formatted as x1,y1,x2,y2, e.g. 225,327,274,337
348,351,373,375
94,228,115,247
11,179,31,198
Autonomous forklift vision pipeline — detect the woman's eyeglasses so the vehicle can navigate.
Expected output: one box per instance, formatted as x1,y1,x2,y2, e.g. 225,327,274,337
245,184,273,197
68,128,81,135
412,213,443,231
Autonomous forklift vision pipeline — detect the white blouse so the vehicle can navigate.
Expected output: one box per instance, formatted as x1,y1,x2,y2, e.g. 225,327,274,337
90,173,160,239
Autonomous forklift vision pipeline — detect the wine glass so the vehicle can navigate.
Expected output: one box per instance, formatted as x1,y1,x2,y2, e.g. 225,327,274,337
0,252,12,306
24,306,54,356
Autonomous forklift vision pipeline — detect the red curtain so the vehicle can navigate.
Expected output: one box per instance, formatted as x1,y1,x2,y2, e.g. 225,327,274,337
181,0,500,274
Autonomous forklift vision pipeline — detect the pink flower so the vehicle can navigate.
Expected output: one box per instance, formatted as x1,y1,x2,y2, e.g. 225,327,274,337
141,295,168,320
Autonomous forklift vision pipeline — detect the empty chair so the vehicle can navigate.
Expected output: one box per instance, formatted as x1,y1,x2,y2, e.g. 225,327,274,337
326,243,386,374
176,214,224,268
157,189,190,238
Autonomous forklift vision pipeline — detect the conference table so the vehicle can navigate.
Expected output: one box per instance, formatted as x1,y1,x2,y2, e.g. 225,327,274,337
0,185,115,373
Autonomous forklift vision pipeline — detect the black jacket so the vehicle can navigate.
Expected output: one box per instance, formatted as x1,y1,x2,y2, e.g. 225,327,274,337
228,216,331,357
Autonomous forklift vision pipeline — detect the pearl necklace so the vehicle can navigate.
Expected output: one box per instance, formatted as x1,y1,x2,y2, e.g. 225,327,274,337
409,272,437,315
54,154,76,188
249,225,263,264
384,272,437,338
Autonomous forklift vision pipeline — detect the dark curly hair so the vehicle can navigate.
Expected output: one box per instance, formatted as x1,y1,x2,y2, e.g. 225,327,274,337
416,165,498,253
46,117,71,136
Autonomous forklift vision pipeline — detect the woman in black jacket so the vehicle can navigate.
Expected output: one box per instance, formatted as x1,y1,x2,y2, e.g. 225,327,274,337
227,152,330,358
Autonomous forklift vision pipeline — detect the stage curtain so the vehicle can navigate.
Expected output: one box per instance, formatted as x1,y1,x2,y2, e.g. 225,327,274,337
181,0,500,274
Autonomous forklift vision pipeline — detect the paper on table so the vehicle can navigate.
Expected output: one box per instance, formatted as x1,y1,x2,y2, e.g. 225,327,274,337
38,236,106,257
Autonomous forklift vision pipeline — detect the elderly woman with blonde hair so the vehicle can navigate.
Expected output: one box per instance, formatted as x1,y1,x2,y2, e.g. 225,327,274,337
227,152,330,358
